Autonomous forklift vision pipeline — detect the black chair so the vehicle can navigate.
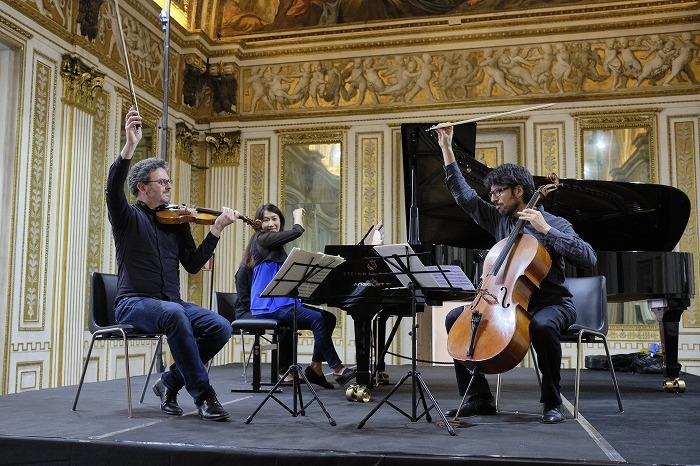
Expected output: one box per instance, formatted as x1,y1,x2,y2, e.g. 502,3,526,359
215,291,290,392
496,275,623,418
563,275,623,418
72,272,164,418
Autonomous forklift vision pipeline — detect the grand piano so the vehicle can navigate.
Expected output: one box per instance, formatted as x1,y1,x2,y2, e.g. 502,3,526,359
401,122,695,392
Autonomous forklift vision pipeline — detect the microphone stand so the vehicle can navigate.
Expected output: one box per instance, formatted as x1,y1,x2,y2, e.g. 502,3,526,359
159,1,171,161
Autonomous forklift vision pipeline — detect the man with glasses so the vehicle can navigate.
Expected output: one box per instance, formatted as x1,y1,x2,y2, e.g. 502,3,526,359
105,108,239,421
436,124,596,424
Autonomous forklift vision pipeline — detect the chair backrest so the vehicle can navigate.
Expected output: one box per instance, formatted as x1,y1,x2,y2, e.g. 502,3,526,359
215,291,237,323
566,275,608,335
89,272,120,332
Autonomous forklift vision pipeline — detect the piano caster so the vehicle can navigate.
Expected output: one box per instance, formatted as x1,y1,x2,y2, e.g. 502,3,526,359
346,384,371,402
663,378,686,393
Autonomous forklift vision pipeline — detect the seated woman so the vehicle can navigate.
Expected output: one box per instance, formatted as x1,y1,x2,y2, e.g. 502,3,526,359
243,203,356,388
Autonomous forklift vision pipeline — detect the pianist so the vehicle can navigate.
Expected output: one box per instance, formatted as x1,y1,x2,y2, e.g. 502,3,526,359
436,124,597,424
243,203,357,388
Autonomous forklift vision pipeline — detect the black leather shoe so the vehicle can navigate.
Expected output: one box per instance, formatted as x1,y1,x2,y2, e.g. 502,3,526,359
333,367,357,387
304,366,334,389
196,392,229,421
445,395,497,418
541,404,565,424
153,378,183,415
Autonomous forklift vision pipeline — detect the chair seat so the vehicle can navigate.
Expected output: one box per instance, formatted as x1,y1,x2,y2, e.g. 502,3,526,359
232,318,286,333
93,324,160,336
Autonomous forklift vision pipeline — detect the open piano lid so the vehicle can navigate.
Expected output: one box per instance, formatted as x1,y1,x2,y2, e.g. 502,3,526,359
401,123,691,252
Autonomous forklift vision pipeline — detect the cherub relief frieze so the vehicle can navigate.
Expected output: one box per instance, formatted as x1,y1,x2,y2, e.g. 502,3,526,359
240,32,700,114
26,0,69,27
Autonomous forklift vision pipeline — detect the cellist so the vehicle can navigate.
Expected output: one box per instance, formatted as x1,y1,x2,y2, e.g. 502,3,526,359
437,124,597,424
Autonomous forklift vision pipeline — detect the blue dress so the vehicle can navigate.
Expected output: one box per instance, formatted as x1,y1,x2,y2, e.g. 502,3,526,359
250,260,298,315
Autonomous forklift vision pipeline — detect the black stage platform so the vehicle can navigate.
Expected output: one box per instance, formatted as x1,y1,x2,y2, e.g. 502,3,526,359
0,364,697,466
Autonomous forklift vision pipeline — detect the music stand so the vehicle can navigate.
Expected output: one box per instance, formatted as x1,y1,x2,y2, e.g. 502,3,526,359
245,248,344,426
357,244,472,436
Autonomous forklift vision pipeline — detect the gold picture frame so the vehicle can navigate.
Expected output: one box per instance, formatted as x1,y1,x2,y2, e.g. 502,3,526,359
574,109,658,183
279,129,344,254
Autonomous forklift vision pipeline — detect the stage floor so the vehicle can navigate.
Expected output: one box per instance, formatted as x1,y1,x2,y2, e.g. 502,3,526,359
0,363,697,465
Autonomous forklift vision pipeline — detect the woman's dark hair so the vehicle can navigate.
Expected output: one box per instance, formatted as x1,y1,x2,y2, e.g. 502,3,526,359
241,203,286,269
483,163,535,202
126,157,169,196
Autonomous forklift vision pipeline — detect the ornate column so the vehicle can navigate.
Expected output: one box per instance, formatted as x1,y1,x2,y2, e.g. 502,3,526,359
55,54,104,386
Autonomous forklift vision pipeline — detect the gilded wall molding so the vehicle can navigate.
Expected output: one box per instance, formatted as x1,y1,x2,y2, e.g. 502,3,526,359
227,3,697,54
0,12,33,40
356,133,382,238
247,140,269,213
535,122,566,178
60,54,105,114
609,324,660,341
391,127,403,244
15,361,43,392
20,53,56,329
672,117,699,327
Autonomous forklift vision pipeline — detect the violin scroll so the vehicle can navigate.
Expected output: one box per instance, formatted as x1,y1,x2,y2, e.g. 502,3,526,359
238,214,262,229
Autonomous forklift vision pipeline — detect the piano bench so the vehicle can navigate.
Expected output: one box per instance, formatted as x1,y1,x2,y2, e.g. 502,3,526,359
231,318,290,392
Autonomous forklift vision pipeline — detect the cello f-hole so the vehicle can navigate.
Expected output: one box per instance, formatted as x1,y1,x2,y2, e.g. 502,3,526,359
499,286,510,308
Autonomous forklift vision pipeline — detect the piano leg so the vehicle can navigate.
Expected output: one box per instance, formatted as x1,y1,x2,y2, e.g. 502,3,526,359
648,298,689,393
353,317,372,387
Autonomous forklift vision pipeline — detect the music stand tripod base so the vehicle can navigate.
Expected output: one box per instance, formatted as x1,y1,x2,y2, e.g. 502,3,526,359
355,282,456,436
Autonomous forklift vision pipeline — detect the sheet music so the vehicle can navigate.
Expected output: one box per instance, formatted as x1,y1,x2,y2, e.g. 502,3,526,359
260,247,345,299
425,265,475,291
374,244,474,290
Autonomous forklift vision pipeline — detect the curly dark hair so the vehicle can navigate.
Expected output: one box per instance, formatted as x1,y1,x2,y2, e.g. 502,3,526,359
241,203,286,269
126,158,169,196
484,163,535,202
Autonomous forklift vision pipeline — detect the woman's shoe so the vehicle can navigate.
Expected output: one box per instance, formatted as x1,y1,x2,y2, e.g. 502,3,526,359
333,368,357,387
304,366,334,389
278,373,293,386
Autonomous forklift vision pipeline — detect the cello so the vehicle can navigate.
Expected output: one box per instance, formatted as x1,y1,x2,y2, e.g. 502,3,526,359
446,180,559,375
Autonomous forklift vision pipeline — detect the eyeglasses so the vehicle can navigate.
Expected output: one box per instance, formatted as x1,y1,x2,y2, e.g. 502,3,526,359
145,179,172,187
488,187,511,198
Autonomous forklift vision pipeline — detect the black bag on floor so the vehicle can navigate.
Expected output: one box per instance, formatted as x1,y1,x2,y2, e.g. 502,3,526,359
632,354,664,374
585,352,663,373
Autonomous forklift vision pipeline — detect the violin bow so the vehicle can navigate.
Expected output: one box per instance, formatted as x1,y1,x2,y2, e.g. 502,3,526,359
112,0,140,123
427,103,555,131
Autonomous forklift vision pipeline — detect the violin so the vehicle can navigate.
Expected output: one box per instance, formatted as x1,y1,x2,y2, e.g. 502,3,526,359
155,205,262,228
446,180,559,375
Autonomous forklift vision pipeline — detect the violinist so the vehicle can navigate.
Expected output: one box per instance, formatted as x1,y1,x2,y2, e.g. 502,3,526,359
105,107,238,421
437,124,596,424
